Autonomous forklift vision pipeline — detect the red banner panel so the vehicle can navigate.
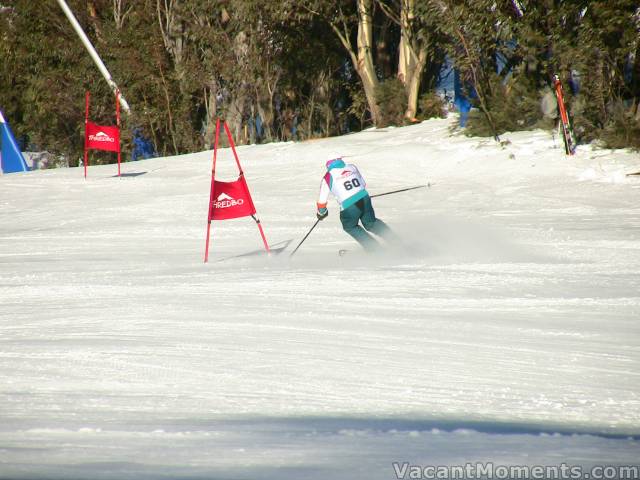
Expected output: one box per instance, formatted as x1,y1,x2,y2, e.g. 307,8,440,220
86,122,120,152
210,177,257,220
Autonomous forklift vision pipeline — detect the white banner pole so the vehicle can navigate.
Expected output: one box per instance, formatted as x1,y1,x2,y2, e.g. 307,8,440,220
56,0,130,114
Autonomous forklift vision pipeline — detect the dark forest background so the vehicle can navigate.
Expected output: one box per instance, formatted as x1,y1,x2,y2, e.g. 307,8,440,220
1,1,639,167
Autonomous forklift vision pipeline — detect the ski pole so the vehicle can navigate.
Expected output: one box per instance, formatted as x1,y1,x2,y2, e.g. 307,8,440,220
371,184,429,199
289,218,321,258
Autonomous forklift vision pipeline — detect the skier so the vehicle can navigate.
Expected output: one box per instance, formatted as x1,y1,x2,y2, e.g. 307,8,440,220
316,155,394,251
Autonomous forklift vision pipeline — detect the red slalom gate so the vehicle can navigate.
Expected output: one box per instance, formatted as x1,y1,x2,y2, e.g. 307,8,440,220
203,119,270,262
83,90,122,178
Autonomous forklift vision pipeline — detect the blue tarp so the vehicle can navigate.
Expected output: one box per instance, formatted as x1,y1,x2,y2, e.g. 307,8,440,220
0,110,29,174
437,57,474,127
131,127,157,161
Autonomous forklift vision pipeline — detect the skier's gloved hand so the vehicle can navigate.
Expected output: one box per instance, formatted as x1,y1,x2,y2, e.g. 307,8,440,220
316,208,328,221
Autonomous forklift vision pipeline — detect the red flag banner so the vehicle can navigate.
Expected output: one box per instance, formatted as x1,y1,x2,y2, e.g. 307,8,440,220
203,119,269,262
86,121,120,153
210,176,257,221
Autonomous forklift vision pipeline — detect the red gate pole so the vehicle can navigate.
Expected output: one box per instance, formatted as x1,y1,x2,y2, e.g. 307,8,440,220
204,118,221,263
204,214,212,263
222,121,270,253
116,89,121,176
252,214,271,253
83,91,90,179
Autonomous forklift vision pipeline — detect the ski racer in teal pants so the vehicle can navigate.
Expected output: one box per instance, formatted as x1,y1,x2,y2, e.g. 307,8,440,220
316,156,393,251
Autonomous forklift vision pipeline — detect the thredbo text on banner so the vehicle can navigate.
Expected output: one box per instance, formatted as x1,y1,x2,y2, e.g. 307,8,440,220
210,178,256,221
85,122,120,152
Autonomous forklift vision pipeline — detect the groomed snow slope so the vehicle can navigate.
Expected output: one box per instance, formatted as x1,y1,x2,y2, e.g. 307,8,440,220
1,118,639,479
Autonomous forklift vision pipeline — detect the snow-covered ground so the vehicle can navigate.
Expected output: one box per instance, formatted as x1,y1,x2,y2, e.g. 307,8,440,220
1,119,639,479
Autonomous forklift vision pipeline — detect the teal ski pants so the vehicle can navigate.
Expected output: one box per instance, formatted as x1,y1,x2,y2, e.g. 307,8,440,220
339,195,392,250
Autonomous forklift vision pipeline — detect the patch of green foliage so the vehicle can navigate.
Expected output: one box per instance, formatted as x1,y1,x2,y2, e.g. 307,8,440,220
375,78,407,127
465,74,545,137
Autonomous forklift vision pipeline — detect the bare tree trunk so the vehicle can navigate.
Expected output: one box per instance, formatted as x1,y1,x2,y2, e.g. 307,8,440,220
355,0,381,125
202,79,218,148
405,47,428,120
112,0,133,29
222,31,251,144
157,56,179,154
254,60,280,142
307,0,381,125
226,92,247,145
378,0,430,121
255,93,274,142
87,1,103,43
301,70,329,138
156,0,185,89
306,89,316,138
397,0,412,84
397,0,429,120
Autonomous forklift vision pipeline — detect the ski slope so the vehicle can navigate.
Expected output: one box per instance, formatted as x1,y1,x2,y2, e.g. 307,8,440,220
1,118,639,479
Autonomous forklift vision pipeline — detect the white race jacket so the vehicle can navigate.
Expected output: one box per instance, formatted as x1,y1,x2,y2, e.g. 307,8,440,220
317,162,369,211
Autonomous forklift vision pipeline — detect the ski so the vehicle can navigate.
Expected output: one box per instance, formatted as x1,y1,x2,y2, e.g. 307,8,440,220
216,240,291,262
553,75,577,155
